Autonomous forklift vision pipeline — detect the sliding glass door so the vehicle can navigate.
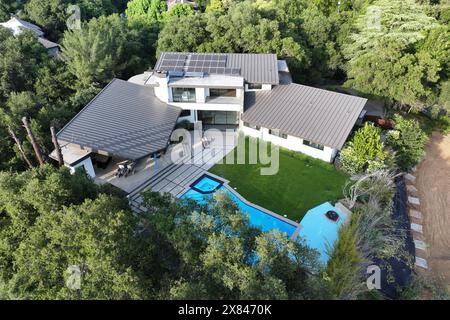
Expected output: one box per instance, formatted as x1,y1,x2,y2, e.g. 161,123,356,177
197,111,239,125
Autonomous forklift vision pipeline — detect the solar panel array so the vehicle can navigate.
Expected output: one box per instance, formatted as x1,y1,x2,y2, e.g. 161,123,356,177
157,53,241,76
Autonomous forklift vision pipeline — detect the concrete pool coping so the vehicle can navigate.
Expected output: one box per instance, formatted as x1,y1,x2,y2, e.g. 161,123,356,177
291,201,352,244
178,171,301,238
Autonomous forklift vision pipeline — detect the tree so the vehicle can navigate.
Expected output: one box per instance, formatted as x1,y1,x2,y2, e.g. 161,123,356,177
162,3,195,21
61,14,145,90
125,0,167,26
140,190,327,299
387,115,428,170
78,0,117,21
157,14,209,54
344,0,443,109
325,220,364,299
206,0,243,13
0,29,49,101
0,0,19,21
23,0,71,40
340,122,393,175
158,1,308,72
346,39,442,110
345,0,438,61
0,166,142,299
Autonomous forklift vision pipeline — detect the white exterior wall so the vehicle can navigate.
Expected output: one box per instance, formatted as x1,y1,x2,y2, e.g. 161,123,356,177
195,87,206,103
240,125,336,163
154,77,171,102
67,157,96,178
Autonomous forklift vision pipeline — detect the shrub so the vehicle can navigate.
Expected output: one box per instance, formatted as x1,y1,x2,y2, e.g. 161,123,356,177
340,123,393,175
325,220,365,299
387,115,428,170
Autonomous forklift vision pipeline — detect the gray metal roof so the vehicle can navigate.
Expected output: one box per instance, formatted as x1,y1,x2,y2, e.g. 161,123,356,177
243,84,367,149
57,79,181,160
37,37,59,49
155,52,279,85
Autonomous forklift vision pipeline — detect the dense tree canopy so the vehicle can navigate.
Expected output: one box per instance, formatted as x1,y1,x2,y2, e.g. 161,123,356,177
158,1,310,79
125,0,167,26
0,29,49,100
0,166,331,299
61,14,146,90
344,0,448,110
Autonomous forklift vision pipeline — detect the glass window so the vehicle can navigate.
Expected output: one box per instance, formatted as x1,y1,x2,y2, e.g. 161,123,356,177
180,109,191,117
172,88,196,102
210,88,236,97
244,122,260,131
303,140,324,150
198,111,239,125
269,129,287,139
248,83,262,90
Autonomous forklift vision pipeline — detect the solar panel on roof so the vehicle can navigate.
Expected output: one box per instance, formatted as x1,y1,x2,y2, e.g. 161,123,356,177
164,53,177,59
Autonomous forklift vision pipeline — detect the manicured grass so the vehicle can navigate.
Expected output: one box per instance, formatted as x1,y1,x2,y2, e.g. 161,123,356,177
209,139,349,222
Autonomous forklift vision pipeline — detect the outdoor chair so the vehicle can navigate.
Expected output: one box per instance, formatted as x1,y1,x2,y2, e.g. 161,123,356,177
124,161,136,177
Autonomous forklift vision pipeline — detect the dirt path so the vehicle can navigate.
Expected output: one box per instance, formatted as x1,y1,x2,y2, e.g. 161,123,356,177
416,133,450,286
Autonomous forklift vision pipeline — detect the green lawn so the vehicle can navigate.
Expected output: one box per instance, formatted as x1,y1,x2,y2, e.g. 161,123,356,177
209,140,350,222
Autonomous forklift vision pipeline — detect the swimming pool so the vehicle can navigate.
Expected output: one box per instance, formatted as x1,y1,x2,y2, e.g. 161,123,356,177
182,175,298,237
298,202,347,264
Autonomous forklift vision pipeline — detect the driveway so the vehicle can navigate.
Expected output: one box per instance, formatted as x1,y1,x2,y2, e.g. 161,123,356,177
416,133,450,287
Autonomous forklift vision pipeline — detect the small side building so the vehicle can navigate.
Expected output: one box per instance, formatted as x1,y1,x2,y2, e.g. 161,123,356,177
0,16,60,57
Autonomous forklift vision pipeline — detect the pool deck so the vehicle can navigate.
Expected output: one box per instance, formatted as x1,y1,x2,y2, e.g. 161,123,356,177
128,130,237,212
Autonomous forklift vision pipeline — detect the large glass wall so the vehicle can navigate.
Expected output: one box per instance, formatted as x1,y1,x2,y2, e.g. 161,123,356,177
197,111,239,125
209,88,236,97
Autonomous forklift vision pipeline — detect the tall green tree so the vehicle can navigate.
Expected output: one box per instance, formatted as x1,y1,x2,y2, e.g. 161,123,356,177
344,0,445,109
0,0,19,21
346,39,442,109
61,14,145,90
340,122,393,175
0,29,49,101
162,3,195,21
125,0,167,26
387,115,428,170
23,0,71,40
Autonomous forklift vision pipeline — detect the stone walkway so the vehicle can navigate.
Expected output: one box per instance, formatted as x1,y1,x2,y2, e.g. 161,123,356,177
404,169,429,270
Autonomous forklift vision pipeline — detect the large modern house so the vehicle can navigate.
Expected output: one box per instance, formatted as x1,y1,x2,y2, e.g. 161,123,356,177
52,52,367,191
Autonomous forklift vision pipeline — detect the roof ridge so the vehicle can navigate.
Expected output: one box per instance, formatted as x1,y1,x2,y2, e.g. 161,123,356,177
284,83,368,102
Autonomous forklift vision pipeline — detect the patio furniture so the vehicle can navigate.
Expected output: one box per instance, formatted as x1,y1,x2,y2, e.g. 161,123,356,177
202,136,215,149
124,161,136,177
114,160,136,178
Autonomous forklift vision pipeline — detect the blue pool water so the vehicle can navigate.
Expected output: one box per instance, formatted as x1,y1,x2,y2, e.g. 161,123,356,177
298,202,346,264
192,176,222,193
182,175,297,237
